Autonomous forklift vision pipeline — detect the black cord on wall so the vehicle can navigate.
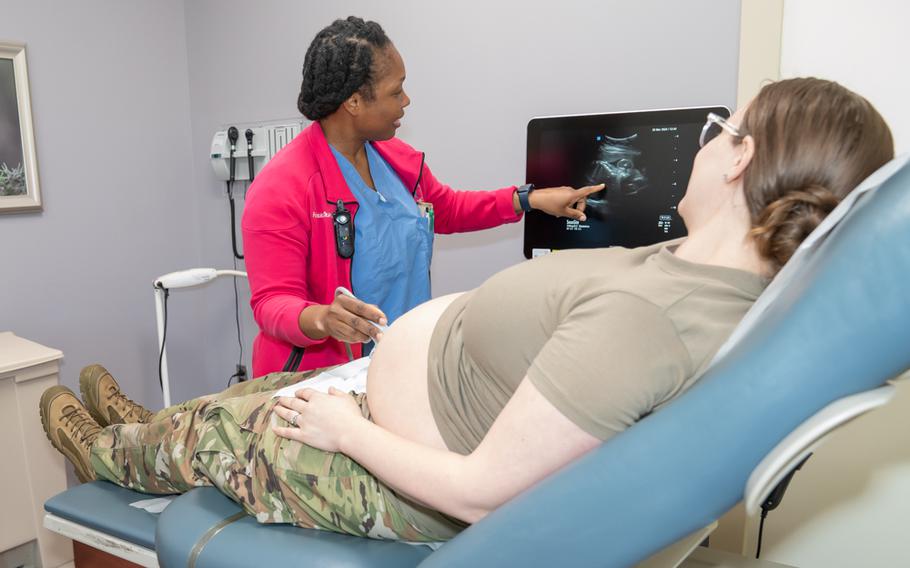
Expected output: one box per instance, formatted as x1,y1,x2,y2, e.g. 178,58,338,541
227,253,247,387
227,180,244,260
157,287,169,392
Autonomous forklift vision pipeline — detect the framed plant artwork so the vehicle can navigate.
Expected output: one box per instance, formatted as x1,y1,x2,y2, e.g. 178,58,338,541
0,41,41,213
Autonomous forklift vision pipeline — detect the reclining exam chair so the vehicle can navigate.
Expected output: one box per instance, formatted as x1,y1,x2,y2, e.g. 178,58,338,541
44,155,910,567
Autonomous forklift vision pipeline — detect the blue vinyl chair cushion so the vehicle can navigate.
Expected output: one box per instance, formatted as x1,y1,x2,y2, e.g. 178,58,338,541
44,480,160,550
155,487,433,568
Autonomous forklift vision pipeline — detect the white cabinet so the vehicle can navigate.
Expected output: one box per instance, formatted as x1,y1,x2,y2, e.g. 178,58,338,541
0,332,73,567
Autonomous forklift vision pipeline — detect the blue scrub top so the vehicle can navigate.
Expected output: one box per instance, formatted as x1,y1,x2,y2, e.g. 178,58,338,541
330,143,433,329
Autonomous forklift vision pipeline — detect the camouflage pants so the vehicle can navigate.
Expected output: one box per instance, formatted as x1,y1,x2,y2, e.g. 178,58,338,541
90,370,462,542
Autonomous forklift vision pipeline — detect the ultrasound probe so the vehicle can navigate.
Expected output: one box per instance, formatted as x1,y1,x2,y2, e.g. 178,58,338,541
335,286,390,334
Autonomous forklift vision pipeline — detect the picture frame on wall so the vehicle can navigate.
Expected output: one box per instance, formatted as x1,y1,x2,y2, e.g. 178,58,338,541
0,41,41,213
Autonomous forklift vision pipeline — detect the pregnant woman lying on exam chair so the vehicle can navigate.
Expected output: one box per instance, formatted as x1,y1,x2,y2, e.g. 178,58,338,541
40,77,893,542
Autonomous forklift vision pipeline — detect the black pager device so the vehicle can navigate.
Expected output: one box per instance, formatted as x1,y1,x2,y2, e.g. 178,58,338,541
333,200,355,258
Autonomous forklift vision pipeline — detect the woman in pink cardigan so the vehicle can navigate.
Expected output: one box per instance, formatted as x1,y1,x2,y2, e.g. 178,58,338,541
242,17,600,376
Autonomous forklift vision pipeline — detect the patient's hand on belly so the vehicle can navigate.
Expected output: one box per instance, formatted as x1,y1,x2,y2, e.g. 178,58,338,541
366,293,464,450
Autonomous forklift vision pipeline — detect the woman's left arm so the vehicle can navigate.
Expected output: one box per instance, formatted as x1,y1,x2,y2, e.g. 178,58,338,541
273,378,599,524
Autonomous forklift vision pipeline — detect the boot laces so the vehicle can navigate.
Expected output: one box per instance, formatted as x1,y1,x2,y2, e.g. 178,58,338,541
109,387,151,421
62,405,101,445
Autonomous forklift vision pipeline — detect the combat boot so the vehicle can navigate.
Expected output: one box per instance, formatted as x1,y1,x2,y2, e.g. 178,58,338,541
39,386,101,483
79,364,154,427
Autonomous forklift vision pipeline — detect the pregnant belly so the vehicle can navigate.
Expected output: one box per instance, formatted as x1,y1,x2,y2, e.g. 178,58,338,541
366,293,464,450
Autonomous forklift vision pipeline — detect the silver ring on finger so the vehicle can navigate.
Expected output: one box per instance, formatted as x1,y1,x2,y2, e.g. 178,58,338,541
290,411,300,427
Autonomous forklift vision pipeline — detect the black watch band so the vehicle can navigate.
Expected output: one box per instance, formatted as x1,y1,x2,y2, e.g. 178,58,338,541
517,183,535,212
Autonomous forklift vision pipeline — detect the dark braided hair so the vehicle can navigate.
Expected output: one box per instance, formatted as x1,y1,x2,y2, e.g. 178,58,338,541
297,17,391,121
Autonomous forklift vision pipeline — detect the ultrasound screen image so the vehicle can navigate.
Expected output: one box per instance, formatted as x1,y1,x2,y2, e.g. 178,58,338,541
523,106,729,258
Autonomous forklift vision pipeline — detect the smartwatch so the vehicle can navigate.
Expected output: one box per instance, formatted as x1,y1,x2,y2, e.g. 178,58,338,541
516,183,535,212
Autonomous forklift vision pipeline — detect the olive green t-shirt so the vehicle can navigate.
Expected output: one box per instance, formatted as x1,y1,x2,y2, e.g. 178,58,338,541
427,239,768,455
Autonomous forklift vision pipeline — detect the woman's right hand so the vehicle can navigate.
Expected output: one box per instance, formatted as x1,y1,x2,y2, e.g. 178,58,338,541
299,295,387,344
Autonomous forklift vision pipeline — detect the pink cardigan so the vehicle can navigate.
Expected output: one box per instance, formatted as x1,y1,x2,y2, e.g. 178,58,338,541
242,122,522,377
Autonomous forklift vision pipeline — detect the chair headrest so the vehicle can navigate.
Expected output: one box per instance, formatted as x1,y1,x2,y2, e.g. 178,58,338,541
712,152,910,364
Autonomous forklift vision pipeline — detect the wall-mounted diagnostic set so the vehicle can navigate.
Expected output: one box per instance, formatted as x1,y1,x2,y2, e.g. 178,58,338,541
210,119,306,260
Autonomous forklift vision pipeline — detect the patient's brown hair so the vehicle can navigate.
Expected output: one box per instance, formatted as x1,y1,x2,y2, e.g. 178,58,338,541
741,78,894,272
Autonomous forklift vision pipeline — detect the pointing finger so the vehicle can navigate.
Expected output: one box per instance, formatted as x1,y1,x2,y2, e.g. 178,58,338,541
578,183,606,196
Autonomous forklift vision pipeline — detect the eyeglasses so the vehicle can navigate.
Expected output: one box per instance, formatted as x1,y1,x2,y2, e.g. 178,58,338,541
699,112,743,148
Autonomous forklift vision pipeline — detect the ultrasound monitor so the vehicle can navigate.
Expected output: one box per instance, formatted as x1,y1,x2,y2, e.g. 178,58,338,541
523,106,730,259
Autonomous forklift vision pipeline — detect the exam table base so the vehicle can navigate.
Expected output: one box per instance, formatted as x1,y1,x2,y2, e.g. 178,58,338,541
44,513,155,567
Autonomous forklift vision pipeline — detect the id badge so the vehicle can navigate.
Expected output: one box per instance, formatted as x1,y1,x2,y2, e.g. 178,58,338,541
417,201,434,233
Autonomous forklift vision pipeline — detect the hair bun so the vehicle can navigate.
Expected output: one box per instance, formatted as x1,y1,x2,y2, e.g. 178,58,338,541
749,185,840,271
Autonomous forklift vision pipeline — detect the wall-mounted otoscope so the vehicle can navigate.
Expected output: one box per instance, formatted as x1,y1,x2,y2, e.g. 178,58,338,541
225,126,244,259
245,129,255,182
227,126,239,184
